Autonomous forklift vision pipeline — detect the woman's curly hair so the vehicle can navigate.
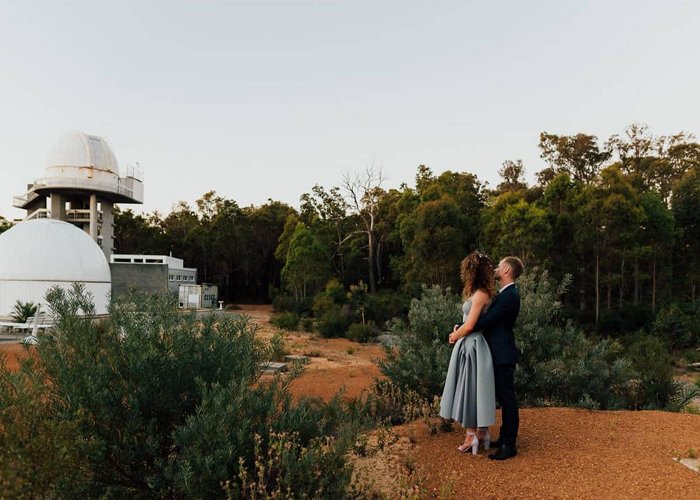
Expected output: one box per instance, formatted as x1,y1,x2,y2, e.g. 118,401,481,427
460,251,495,299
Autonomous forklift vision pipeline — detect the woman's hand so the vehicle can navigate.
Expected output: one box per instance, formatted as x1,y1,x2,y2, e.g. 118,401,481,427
448,324,460,344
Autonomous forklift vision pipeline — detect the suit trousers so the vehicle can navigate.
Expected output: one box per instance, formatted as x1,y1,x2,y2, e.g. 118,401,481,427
494,363,519,448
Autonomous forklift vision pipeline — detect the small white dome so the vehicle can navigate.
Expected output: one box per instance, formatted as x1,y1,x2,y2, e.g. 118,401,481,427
0,219,111,283
46,132,119,173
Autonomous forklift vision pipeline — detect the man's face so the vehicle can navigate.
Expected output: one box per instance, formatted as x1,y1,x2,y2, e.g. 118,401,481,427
495,259,507,281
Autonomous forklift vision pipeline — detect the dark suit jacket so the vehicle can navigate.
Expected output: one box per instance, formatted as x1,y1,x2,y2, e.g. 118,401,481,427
473,284,520,365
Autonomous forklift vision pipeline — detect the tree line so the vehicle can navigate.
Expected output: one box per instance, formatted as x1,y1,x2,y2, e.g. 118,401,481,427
3,124,697,328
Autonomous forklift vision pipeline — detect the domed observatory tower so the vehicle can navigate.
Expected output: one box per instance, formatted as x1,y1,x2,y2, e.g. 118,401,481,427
13,132,143,258
0,219,112,316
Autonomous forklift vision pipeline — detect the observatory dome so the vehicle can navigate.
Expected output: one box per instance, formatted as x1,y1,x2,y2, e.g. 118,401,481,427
0,219,111,316
46,132,119,173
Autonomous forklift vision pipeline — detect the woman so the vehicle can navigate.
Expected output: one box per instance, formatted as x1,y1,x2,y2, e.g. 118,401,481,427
439,251,496,455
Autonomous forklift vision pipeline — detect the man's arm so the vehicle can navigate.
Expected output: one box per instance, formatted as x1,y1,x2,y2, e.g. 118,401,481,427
473,291,518,332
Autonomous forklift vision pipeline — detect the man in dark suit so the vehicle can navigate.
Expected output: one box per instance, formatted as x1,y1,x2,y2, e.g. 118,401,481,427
473,256,523,460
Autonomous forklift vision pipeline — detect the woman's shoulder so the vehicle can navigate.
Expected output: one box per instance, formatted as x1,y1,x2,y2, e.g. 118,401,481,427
470,289,492,303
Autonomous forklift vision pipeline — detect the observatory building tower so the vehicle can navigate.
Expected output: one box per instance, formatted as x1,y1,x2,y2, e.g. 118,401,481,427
13,132,143,258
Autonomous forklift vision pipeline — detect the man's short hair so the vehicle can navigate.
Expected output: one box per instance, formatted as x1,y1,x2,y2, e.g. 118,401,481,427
503,256,524,279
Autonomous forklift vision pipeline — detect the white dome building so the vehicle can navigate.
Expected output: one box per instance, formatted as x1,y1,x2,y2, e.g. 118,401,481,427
0,219,112,317
13,132,143,258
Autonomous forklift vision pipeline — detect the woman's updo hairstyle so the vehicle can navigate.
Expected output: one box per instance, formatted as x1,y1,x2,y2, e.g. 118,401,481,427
460,251,495,299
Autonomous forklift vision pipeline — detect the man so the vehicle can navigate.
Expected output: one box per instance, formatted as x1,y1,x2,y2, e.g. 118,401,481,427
473,256,523,460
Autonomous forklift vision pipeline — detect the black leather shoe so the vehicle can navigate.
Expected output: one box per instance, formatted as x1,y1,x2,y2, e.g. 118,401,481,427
489,438,502,449
488,445,517,460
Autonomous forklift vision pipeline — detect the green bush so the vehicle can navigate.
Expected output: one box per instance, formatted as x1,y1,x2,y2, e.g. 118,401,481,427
270,311,300,331
0,284,360,498
268,331,289,361
622,332,676,409
316,306,351,338
347,322,379,343
652,302,700,351
10,300,37,323
379,285,459,399
300,316,315,332
515,269,639,409
379,271,668,410
365,289,410,326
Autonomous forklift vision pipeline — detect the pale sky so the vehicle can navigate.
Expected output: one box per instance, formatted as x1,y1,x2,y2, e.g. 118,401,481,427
1,1,698,220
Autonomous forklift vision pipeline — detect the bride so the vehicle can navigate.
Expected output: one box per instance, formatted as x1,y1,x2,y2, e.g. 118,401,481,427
439,251,496,454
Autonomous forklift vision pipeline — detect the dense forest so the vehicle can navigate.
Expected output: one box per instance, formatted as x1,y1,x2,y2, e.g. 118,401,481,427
1,124,698,332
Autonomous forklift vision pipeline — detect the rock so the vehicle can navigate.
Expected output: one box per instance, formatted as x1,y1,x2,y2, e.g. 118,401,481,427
284,354,310,364
259,361,288,374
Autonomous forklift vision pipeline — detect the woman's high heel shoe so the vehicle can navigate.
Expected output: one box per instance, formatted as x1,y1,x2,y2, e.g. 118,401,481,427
457,431,479,455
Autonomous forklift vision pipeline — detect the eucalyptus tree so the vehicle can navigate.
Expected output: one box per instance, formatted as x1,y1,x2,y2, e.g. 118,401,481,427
399,166,484,292
539,132,611,184
342,166,384,293
496,159,528,194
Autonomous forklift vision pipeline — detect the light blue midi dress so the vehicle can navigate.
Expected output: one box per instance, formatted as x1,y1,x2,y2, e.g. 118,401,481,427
439,300,496,428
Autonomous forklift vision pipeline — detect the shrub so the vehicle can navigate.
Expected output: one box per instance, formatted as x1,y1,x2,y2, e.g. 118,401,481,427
652,302,700,351
316,306,351,338
362,379,428,426
379,285,460,399
622,332,676,409
270,311,300,331
300,316,315,332
0,284,361,498
268,331,289,361
515,269,639,409
10,300,37,323
312,279,352,338
379,271,660,410
347,322,379,343
365,289,410,326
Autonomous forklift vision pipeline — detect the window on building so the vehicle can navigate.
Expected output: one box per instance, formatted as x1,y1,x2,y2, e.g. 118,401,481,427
189,276,194,282
176,275,181,281
169,275,174,281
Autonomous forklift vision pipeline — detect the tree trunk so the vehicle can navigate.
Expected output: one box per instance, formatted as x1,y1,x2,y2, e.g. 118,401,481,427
619,251,625,310
595,248,600,323
633,252,639,305
367,231,377,293
652,249,657,311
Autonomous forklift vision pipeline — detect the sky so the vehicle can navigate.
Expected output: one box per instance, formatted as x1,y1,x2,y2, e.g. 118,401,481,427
1,0,698,220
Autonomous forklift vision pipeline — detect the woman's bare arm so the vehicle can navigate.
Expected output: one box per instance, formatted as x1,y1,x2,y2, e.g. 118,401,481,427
448,290,490,344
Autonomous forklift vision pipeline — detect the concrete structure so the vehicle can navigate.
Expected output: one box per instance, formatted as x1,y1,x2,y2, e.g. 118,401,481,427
13,132,143,258
0,219,112,317
110,254,197,295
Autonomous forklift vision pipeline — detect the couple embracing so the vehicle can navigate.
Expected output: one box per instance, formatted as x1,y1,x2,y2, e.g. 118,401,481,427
439,252,523,461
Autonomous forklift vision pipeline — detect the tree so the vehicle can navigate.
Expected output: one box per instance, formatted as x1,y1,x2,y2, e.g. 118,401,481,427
299,185,357,283
607,124,695,200
539,132,611,183
343,167,384,293
113,208,165,254
481,192,551,268
672,167,700,302
496,160,528,193
280,222,331,300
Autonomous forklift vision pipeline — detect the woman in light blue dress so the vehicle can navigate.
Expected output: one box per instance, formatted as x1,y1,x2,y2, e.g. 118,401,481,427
439,251,496,455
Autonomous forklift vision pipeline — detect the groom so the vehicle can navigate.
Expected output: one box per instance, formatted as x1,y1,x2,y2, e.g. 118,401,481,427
474,256,523,460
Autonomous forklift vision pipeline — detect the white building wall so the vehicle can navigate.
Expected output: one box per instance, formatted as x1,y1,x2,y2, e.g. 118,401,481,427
0,281,111,318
